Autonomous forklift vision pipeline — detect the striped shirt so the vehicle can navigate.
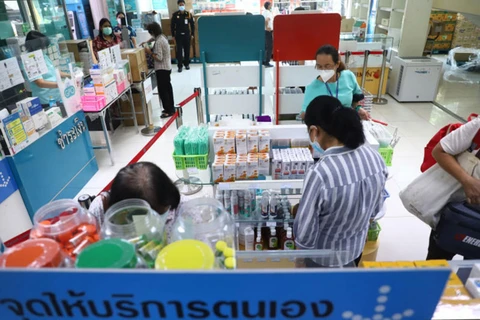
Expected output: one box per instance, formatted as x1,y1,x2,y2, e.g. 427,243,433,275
294,144,388,266
153,35,172,71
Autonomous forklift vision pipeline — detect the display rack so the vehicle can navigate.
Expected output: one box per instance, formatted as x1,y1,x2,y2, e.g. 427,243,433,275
273,13,342,123
373,0,406,49
198,15,265,123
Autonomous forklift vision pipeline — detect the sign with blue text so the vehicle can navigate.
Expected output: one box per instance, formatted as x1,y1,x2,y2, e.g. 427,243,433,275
0,158,18,204
0,268,449,319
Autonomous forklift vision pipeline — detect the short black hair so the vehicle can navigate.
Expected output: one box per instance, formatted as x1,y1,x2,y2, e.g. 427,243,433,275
25,31,50,52
116,12,125,18
146,22,163,38
305,96,365,149
109,162,181,214
178,0,185,4
264,2,271,9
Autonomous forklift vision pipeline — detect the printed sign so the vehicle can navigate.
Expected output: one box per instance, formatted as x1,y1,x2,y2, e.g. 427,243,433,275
144,76,153,103
0,268,449,320
0,158,18,204
1,112,28,153
0,58,25,91
21,50,48,81
97,48,113,69
111,45,122,65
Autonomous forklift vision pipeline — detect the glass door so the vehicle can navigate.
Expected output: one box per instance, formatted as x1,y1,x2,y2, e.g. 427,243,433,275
30,0,71,39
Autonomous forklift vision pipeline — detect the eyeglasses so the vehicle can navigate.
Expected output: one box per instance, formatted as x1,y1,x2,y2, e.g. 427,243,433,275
315,64,336,70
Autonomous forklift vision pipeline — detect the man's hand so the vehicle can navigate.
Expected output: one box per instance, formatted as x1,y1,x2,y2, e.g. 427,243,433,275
463,177,480,204
358,107,371,120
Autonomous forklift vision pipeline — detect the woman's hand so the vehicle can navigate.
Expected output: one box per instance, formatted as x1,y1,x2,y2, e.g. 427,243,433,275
358,107,371,120
462,176,480,204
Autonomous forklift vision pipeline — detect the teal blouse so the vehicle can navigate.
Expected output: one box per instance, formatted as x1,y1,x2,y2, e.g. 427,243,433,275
302,70,362,112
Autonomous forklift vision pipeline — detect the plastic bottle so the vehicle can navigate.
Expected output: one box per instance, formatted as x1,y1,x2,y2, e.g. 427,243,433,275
48,96,57,108
244,191,252,218
215,189,224,206
231,191,239,217
284,227,295,250
254,235,263,251
250,189,257,214
244,227,255,251
261,191,269,219
270,195,278,219
238,191,245,217
268,227,278,250
224,191,231,214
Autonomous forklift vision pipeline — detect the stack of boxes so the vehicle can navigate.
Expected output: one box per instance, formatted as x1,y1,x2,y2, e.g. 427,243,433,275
424,10,458,53
64,40,94,76
452,14,480,49
272,148,314,180
121,48,148,82
212,129,271,183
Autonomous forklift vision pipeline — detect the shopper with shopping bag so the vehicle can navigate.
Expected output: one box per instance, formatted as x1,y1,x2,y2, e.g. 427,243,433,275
400,117,480,259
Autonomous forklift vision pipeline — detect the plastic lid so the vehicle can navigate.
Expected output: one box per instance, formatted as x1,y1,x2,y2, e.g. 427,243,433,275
76,239,137,269
0,239,63,268
223,247,235,258
155,240,214,270
215,241,227,252
225,257,236,269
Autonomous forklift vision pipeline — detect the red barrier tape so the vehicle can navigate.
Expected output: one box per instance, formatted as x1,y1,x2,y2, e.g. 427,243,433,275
341,51,384,56
177,90,199,107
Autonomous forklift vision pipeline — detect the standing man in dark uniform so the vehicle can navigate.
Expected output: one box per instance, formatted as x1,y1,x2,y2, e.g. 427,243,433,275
171,0,195,73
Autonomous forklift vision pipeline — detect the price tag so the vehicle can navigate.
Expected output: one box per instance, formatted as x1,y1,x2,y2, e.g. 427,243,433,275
266,221,276,227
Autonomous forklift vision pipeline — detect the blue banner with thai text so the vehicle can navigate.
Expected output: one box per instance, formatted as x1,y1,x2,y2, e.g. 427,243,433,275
0,268,449,319
0,158,18,204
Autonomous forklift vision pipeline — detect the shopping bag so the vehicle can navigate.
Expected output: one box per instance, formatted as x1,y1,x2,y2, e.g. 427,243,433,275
56,64,82,117
399,151,480,228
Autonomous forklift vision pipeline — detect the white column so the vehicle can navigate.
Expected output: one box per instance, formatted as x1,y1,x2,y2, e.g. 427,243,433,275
398,0,433,57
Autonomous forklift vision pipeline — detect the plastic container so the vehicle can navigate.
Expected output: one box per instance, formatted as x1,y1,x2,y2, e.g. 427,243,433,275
155,239,214,270
0,239,71,268
81,95,106,112
76,239,137,269
169,198,236,269
30,199,100,259
102,199,167,268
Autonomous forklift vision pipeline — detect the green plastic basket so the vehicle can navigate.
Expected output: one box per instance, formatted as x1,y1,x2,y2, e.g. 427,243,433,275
173,153,208,170
368,221,382,241
379,146,394,166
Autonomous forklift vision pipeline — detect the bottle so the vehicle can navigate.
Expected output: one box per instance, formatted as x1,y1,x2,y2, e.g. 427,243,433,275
268,227,278,250
238,191,245,217
231,191,239,217
244,191,251,218
48,96,57,109
269,195,277,219
244,227,254,251
215,189,224,206
261,191,269,219
250,189,257,214
284,227,295,250
224,191,231,214
254,235,263,251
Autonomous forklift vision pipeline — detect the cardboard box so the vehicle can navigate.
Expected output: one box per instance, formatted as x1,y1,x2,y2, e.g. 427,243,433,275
63,40,92,75
414,260,449,267
444,23,456,32
212,162,224,183
224,162,236,182
121,48,148,82
120,92,145,126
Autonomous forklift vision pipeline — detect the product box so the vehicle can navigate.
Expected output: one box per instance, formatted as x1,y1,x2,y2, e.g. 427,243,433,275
291,156,300,179
236,158,247,180
104,80,119,104
83,83,96,96
45,107,63,128
466,279,480,299
212,162,224,183
64,39,93,75
395,261,416,268
116,60,132,84
224,162,236,182
247,134,259,153
414,260,449,268
258,133,270,153
297,157,307,179
225,136,235,154
360,261,383,268
236,134,247,155
121,48,148,82
272,157,282,180
29,107,48,131
281,157,291,179
247,159,259,180
213,133,225,155
258,153,270,176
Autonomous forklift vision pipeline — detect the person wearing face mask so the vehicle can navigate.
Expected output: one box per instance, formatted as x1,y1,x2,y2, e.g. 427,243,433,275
92,18,122,60
114,12,137,48
262,2,274,67
294,96,387,267
301,45,370,121
171,0,195,73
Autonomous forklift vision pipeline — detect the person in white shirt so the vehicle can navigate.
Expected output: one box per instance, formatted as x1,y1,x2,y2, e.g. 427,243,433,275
262,2,274,67
427,117,480,260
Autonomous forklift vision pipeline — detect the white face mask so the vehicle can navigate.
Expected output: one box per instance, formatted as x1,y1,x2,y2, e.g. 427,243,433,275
319,69,335,82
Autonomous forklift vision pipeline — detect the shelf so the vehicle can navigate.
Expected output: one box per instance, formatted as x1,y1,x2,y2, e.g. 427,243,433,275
393,8,404,13
379,7,392,12
218,178,305,192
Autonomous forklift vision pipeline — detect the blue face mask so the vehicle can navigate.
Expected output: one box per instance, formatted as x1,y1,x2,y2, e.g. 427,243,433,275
309,129,324,155
179,6,185,11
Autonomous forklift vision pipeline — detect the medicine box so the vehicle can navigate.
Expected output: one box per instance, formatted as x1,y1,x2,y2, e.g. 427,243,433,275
236,157,247,180
247,159,258,180
212,162,224,183
225,136,236,154
247,134,259,153
465,278,480,299
258,133,270,153
224,162,236,182
83,83,96,96
258,153,270,176
213,133,225,155
236,134,247,155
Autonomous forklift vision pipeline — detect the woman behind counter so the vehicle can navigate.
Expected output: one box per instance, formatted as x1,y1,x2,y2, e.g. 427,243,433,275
24,31,66,107
92,18,122,59
301,45,370,121
294,96,387,267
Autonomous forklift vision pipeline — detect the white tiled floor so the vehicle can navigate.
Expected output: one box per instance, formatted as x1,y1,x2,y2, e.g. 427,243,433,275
77,65,464,262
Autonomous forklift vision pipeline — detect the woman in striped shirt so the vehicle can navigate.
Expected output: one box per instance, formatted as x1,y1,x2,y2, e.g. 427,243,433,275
294,96,387,267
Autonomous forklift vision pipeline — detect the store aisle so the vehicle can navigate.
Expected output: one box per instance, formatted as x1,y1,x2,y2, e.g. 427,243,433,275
77,65,461,262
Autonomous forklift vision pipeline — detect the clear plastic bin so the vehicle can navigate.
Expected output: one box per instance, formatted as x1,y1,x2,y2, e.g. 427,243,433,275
101,199,168,268
0,239,72,268
30,199,100,259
